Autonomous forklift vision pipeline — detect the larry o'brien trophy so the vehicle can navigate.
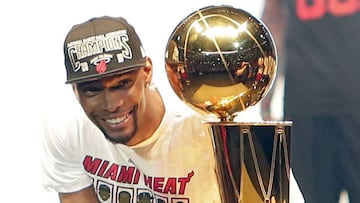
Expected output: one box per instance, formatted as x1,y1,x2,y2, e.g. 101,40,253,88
165,5,292,203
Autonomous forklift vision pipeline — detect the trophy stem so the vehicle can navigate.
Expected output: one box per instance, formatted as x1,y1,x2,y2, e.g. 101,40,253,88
218,113,237,122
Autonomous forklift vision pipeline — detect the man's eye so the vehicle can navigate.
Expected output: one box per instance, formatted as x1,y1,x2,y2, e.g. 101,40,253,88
79,86,102,96
114,79,133,89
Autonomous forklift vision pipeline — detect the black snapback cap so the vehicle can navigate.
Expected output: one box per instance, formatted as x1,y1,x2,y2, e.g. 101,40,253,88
64,16,146,84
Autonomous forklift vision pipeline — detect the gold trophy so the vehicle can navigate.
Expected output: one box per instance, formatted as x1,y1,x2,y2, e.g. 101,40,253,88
165,5,292,203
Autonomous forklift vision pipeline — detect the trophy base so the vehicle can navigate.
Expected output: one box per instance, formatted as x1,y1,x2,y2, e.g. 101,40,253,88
205,121,292,203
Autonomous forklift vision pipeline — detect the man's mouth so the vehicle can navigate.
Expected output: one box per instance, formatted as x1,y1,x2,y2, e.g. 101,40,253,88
104,113,130,124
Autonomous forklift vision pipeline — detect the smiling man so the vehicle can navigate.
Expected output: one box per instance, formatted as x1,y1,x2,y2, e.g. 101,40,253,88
41,16,221,203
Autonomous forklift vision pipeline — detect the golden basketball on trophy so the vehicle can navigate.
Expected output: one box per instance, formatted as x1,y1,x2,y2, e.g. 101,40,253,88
165,5,292,203
165,5,277,121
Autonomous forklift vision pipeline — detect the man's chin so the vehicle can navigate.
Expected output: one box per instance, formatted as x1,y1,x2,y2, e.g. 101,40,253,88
105,134,131,144
98,114,138,144
102,130,132,144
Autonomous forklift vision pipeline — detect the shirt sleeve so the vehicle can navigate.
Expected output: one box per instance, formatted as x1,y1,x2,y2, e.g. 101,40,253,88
41,107,93,193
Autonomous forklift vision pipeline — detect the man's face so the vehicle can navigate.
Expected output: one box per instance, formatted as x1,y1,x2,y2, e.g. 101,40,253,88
75,67,151,145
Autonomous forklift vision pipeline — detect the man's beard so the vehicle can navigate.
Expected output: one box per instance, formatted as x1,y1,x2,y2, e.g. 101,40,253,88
101,124,138,144
101,113,138,144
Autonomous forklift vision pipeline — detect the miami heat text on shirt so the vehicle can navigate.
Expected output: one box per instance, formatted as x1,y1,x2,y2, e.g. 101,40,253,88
83,155,195,195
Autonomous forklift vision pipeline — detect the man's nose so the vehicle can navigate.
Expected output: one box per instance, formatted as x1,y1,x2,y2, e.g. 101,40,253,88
102,90,123,112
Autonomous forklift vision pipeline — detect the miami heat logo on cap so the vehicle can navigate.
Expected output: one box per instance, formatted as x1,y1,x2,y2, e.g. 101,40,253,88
90,54,113,73
96,60,107,73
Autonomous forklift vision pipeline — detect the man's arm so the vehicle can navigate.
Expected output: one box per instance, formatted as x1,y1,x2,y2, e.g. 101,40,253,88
59,185,99,203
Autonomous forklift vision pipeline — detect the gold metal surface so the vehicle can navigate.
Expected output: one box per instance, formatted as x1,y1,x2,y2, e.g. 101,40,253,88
205,122,292,203
165,6,291,203
165,5,277,121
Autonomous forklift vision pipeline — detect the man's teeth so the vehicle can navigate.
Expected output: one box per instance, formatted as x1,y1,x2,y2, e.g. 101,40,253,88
105,115,128,124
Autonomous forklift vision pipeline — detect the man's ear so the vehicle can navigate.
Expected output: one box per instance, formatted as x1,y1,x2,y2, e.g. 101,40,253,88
144,57,153,85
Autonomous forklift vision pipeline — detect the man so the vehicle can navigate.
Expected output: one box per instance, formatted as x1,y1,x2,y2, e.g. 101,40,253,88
262,1,360,202
41,15,304,203
41,16,220,203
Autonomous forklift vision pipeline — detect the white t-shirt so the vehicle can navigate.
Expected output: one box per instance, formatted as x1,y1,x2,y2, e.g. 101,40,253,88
41,91,304,202
41,101,221,202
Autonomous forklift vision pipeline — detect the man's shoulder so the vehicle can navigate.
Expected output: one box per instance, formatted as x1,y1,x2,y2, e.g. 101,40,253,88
166,106,203,122
42,100,99,142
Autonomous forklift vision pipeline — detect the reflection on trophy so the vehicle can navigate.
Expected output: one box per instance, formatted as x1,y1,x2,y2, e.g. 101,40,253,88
165,5,292,203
